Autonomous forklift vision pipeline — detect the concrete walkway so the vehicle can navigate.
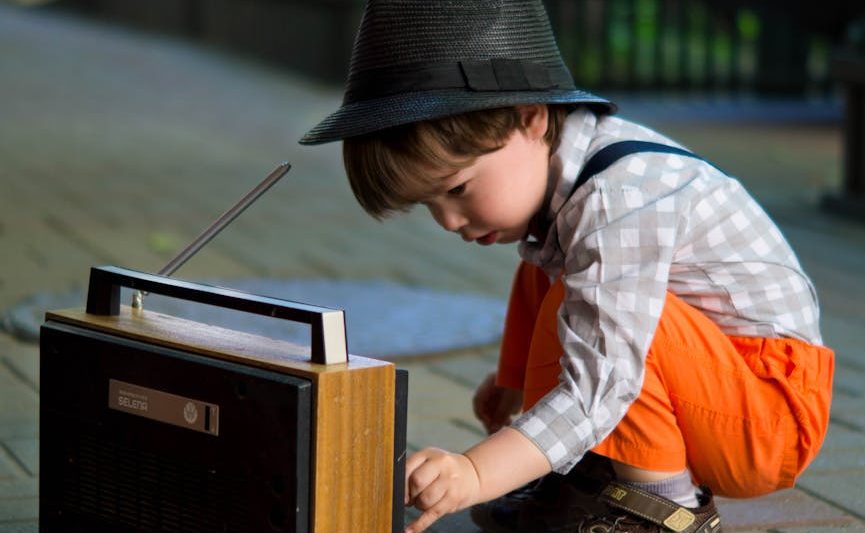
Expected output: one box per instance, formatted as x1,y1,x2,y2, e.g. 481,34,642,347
1,4,864,531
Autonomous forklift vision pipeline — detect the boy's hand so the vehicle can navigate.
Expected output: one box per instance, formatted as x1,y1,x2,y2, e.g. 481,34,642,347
473,371,523,434
404,448,480,533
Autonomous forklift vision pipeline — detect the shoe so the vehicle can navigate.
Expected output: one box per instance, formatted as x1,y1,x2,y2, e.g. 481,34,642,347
576,481,723,533
469,452,614,532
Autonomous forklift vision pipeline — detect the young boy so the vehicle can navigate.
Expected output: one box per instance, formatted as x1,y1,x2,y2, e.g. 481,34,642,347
301,1,835,532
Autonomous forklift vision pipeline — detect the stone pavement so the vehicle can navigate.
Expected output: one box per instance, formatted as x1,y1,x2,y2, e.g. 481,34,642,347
1,3,864,531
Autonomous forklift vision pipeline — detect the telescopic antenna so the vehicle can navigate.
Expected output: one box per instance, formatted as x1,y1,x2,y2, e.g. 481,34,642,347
132,162,291,310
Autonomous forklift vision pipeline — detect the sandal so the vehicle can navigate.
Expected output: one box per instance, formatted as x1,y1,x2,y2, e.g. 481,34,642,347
576,481,723,533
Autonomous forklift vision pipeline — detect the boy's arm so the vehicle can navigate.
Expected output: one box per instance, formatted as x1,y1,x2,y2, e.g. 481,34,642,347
405,427,551,533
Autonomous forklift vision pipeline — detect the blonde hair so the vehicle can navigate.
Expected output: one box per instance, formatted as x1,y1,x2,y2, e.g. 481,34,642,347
342,105,569,219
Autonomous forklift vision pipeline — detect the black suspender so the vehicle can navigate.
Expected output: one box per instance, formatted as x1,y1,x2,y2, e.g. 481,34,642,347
568,140,719,199
531,140,721,242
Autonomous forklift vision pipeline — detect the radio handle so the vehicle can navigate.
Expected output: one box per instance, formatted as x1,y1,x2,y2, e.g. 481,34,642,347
85,265,348,365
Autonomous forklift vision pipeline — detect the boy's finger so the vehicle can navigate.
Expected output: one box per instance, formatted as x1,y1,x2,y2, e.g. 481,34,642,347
404,453,428,505
406,452,445,506
405,505,446,533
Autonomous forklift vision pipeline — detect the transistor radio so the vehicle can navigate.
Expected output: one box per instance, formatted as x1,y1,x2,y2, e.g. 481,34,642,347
39,265,407,532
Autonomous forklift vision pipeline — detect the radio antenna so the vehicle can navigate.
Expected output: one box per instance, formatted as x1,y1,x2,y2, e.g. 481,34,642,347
132,162,291,310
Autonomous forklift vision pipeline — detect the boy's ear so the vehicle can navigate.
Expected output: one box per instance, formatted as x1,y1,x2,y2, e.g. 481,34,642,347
517,104,549,141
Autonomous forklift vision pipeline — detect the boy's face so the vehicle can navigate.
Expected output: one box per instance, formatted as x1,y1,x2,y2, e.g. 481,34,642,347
418,106,551,246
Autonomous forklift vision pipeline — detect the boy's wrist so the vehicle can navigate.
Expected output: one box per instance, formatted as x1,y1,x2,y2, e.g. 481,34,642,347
457,452,483,508
464,427,552,503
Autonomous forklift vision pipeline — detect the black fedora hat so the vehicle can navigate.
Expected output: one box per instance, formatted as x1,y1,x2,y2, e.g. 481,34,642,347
300,0,615,145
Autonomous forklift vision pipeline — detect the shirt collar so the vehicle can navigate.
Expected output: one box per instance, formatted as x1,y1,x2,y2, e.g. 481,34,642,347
548,109,598,215
519,109,598,271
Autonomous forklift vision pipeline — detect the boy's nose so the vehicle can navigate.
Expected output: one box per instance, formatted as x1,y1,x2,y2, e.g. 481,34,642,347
430,205,466,233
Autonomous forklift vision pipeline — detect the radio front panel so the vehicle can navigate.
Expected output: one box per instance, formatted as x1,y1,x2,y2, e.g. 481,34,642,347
40,321,312,533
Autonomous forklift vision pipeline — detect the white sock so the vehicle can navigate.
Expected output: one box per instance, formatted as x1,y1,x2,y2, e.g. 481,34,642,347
622,470,700,508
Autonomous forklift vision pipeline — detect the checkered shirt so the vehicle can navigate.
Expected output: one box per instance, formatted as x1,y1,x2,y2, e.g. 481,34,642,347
514,109,823,473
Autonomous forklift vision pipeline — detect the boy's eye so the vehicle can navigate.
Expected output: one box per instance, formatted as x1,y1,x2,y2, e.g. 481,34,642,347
447,184,466,196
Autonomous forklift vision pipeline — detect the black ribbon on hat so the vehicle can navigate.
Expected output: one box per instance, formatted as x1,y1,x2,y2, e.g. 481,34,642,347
344,58,572,102
461,59,552,90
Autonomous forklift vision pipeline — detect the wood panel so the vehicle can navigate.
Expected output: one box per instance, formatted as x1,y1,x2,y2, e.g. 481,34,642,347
314,365,394,532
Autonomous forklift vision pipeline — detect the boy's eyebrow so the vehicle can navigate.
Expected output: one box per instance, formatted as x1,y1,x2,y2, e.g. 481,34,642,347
431,171,466,195
413,172,460,204
410,166,465,203
433,169,460,182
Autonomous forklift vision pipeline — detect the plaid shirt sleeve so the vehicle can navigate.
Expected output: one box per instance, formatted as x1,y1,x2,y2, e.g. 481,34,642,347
513,113,822,473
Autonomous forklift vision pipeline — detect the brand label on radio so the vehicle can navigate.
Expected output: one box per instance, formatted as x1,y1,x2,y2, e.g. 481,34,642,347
108,379,219,436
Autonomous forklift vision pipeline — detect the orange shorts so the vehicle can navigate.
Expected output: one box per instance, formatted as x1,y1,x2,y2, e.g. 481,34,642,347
497,261,834,498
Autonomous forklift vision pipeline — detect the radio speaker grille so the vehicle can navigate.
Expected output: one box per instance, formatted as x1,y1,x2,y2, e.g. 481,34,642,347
61,433,250,532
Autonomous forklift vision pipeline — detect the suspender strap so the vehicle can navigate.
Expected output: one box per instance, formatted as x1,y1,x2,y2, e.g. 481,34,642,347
535,139,719,242
569,140,713,198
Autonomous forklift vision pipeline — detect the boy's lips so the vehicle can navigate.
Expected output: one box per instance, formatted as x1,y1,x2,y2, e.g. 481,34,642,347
475,231,498,246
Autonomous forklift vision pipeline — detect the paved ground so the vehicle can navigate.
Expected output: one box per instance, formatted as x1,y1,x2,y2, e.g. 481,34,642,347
1,3,864,531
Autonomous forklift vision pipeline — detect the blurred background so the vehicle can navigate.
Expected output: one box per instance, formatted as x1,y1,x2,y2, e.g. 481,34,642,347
26,0,865,96
2,0,865,530
16,0,865,215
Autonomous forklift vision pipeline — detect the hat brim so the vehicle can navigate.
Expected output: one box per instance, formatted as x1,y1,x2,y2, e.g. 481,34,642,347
299,89,615,145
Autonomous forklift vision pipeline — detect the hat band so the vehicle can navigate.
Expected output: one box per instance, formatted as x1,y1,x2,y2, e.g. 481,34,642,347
344,59,576,103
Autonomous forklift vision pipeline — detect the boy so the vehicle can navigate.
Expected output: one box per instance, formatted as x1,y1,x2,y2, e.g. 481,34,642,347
300,1,834,532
